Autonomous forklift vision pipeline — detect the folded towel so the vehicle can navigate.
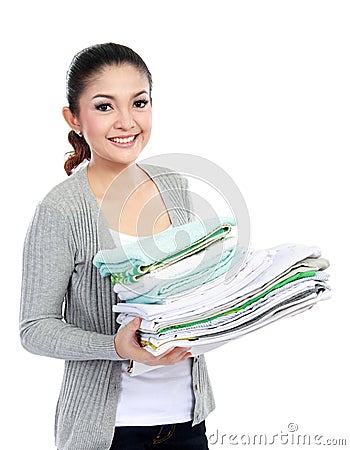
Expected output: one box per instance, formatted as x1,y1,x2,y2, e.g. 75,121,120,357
114,236,239,304
112,242,331,375
93,216,236,284
139,282,330,356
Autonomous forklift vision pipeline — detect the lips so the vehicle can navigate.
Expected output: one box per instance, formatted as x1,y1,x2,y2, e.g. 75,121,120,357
108,134,138,144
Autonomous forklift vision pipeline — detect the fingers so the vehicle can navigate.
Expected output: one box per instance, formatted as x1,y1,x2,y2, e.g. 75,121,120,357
114,316,192,366
142,347,192,366
126,317,141,334
114,317,142,359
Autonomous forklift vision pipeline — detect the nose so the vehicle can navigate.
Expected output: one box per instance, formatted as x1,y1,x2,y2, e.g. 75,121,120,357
113,108,135,130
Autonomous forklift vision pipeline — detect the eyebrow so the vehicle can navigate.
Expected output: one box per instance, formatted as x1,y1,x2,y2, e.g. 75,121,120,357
92,90,149,101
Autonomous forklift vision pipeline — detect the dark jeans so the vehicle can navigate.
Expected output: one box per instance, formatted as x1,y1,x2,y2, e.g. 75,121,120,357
109,420,209,450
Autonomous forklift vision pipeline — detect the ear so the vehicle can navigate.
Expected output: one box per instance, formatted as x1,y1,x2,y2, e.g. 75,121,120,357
62,106,81,132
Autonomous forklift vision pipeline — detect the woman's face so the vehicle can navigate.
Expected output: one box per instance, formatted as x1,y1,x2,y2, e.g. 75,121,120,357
75,63,152,168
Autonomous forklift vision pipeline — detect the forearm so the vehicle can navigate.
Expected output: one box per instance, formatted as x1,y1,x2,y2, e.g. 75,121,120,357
20,316,124,361
20,202,125,362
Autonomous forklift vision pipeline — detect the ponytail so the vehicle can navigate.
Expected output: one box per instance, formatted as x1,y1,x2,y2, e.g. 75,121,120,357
64,131,91,176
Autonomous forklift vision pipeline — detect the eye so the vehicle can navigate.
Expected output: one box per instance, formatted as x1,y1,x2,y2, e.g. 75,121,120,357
95,103,112,112
134,99,149,109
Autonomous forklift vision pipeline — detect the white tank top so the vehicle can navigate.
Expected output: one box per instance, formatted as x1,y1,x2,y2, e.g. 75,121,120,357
109,226,194,426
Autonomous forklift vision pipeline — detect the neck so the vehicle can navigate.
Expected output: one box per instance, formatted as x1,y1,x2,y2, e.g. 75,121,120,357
87,158,148,204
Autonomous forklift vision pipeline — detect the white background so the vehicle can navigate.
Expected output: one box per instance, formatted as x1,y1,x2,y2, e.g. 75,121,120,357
1,1,349,448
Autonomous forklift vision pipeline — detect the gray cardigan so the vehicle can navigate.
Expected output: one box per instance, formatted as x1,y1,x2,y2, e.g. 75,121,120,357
19,163,215,450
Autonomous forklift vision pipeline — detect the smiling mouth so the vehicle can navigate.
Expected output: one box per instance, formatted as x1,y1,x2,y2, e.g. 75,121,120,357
108,135,138,144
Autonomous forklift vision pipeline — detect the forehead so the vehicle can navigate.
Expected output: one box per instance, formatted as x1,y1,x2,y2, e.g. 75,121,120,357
84,64,150,97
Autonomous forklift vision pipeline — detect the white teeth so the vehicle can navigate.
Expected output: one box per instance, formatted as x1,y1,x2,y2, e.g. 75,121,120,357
110,135,136,144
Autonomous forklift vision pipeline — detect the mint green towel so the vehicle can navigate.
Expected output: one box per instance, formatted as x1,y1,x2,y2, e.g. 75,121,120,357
122,243,240,304
93,216,236,284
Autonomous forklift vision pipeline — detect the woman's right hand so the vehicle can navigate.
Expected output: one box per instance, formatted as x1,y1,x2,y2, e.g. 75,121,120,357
114,317,192,366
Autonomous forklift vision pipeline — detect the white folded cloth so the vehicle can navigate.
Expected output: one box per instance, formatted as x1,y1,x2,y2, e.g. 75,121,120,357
113,243,330,376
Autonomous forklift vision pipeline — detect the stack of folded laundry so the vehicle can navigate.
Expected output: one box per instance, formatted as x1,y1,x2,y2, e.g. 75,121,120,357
93,217,330,375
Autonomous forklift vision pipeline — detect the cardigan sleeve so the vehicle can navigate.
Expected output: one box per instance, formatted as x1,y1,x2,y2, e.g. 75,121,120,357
19,202,124,361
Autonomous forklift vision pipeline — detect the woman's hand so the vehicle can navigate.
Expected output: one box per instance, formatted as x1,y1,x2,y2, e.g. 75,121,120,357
114,317,192,366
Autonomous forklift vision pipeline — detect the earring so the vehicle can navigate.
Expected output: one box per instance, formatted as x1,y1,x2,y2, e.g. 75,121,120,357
75,130,83,138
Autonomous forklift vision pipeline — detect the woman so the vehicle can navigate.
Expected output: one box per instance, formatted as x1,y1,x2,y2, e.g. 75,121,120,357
20,43,215,450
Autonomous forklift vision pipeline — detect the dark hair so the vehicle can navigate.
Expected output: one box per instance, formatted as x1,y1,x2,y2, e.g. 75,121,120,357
64,43,152,175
